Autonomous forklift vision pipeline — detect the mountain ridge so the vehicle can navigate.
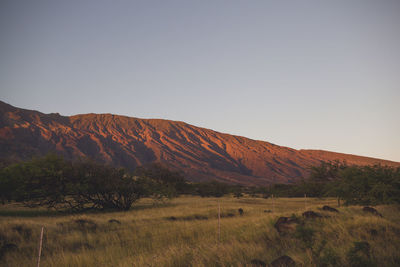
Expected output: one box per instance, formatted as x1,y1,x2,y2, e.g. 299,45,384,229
1,100,399,185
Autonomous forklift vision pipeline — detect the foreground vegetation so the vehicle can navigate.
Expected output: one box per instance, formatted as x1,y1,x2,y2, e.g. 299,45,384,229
1,196,399,266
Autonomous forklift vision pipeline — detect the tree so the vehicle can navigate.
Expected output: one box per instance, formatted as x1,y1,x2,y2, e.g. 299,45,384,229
66,160,151,211
322,164,400,205
134,163,188,197
0,155,179,211
195,181,229,197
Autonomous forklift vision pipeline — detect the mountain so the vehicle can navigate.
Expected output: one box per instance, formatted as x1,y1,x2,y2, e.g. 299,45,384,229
1,100,399,185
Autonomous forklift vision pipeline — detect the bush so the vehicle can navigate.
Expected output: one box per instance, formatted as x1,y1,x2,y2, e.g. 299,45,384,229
295,224,315,248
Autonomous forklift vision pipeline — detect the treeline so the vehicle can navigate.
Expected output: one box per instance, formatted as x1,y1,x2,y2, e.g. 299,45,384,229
267,161,400,205
189,161,400,206
0,154,249,211
1,156,399,210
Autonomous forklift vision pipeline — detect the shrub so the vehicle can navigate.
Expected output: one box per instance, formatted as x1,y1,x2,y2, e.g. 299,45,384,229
318,247,341,267
295,224,315,248
347,241,376,267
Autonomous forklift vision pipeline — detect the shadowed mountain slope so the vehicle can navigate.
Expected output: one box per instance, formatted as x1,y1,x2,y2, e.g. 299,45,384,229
1,100,398,185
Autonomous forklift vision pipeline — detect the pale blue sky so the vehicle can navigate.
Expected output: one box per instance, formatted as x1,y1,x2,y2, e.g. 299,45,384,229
1,1,399,161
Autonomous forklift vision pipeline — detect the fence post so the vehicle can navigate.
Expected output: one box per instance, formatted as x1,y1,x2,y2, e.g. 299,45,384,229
272,194,275,213
37,226,44,267
218,200,221,242
304,194,307,210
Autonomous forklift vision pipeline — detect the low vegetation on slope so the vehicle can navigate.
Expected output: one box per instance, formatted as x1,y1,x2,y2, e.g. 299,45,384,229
0,197,399,266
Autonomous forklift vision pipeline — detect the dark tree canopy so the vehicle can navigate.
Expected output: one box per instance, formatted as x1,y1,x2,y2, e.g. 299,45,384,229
0,155,173,211
298,161,400,205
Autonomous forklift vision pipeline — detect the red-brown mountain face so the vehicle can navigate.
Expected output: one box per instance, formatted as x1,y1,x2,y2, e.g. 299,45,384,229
1,101,399,185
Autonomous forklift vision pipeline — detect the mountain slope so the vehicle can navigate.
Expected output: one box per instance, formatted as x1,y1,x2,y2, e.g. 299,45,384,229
1,101,398,185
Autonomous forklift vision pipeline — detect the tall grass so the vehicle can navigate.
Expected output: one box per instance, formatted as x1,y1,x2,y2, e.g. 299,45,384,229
0,197,399,266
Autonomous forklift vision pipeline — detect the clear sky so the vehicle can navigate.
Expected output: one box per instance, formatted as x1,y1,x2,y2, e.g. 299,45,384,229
1,1,399,162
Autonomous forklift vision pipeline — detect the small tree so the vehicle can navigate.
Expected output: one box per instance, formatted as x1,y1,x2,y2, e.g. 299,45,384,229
0,155,179,211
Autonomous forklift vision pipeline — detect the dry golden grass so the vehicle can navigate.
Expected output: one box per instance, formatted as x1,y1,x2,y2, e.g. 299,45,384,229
0,196,399,266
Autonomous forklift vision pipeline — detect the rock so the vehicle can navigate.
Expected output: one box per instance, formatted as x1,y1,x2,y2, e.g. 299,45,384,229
192,215,208,220
12,225,32,239
322,206,339,213
219,212,235,218
274,217,299,234
362,207,383,217
302,211,322,219
368,229,378,236
74,219,97,231
0,243,18,259
270,255,296,267
1,243,18,252
167,215,208,221
250,259,266,266
108,219,121,224
238,208,244,216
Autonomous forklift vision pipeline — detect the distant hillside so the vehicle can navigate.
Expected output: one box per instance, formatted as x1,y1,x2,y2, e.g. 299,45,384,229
1,100,398,185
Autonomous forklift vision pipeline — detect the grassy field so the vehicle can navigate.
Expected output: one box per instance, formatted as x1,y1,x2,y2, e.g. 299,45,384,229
0,196,399,266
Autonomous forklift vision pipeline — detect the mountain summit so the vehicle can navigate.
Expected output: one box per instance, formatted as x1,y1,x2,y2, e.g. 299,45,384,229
1,101,398,185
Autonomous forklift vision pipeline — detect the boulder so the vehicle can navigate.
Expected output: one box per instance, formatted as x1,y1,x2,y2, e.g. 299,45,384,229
322,206,339,213
302,211,322,219
270,255,296,267
368,229,378,236
362,207,382,217
108,219,121,224
74,219,97,231
250,259,266,266
238,208,244,216
274,217,299,234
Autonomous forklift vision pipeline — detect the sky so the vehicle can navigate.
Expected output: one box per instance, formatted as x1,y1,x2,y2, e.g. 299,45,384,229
0,1,399,162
